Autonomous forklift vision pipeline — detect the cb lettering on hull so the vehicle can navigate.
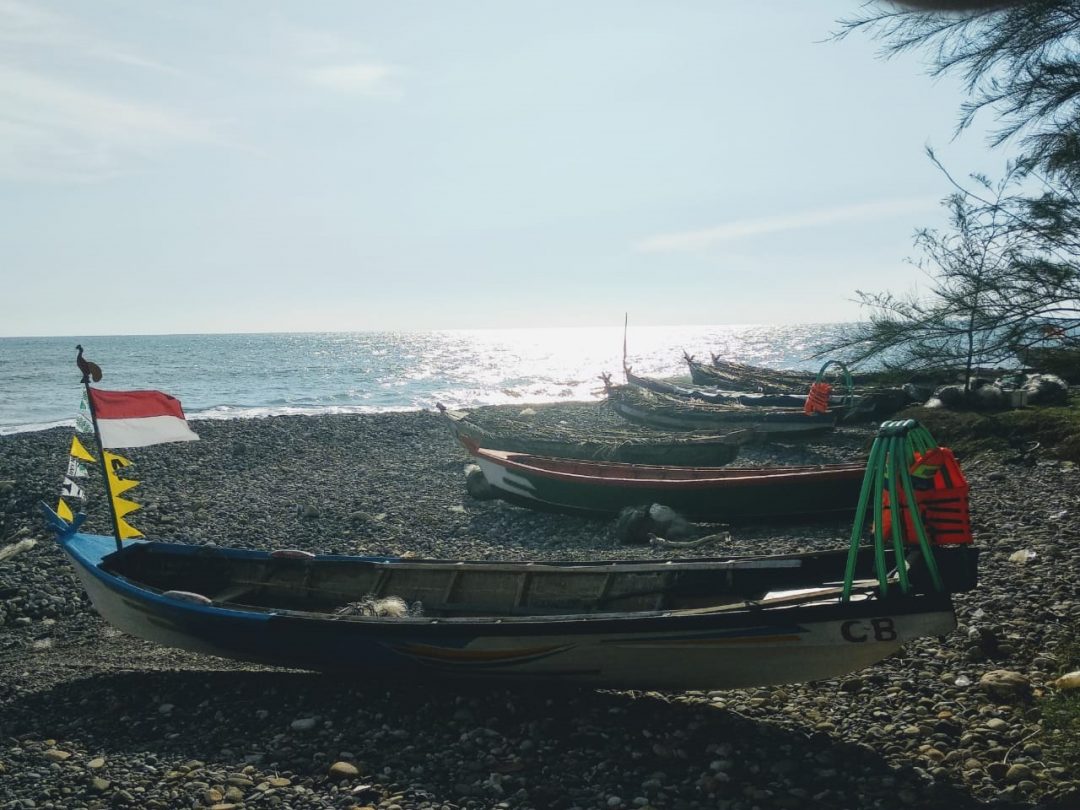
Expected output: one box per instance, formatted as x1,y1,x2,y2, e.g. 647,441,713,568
840,617,897,643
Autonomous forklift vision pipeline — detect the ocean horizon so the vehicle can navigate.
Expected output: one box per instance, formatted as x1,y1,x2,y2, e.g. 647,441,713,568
0,324,854,435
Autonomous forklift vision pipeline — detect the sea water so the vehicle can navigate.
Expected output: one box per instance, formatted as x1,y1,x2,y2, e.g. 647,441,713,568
0,324,851,434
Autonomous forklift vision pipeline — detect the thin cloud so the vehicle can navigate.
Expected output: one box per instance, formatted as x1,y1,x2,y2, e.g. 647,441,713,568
0,66,215,182
273,19,352,61
304,63,401,96
636,197,940,253
88,49,184,76
0,0,180,74
0,1,214,181
0,0,68,44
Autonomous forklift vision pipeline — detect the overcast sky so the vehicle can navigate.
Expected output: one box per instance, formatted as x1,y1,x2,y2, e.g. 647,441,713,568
1,0,1008,337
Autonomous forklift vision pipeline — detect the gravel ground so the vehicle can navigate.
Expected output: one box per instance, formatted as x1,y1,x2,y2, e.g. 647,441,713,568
0,402,1077,810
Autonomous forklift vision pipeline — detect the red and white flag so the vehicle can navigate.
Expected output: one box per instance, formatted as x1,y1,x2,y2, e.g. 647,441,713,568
88,389,200,449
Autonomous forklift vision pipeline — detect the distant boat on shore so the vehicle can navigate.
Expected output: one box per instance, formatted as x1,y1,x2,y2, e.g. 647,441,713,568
437,403,750,467
683,353,904,393
464,444,866,522
605,384,837,437
623,366,847,410
1015,344,1080,383
684,354,818,393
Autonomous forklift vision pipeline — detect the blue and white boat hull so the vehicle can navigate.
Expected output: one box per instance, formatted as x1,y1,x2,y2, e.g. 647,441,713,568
55,526,957,690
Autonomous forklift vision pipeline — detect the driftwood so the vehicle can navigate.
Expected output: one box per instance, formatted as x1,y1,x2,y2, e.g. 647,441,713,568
0,537,35,564
649,531,731,549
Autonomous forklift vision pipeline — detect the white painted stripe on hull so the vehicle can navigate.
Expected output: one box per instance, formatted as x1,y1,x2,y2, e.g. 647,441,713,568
65,549,239,659
474,456,545,502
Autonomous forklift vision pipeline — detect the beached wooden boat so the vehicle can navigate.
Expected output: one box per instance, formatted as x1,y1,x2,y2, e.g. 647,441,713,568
685,355,816,393
606,384,837,436
686,355,902,392
466,445,866,521
1015,345,1080,383
437,404,749,467
45,507,975,690
624,367,847,410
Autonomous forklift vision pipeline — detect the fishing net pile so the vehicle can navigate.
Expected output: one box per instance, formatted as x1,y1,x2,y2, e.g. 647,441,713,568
336,595,425,618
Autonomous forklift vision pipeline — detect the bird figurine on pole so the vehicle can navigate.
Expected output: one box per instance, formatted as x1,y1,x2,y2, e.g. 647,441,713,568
76,344,102,384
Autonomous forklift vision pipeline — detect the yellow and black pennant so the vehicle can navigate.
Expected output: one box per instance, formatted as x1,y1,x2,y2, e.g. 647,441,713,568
69,436,95,463
58,436,97,523
104,451,143,540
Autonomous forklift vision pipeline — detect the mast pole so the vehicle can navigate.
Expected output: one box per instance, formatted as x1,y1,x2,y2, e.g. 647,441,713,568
622,313,628,377
80,358,123,553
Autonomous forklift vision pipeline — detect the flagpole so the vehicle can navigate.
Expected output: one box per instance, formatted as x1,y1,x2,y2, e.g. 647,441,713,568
622,312,628,378
80,362,124,553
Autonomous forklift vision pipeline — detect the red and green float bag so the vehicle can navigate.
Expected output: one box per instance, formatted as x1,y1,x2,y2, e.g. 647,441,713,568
803,359,854,415
881,445,973,546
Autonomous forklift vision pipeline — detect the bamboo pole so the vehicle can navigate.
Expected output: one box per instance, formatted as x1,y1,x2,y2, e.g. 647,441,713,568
80,359,123,553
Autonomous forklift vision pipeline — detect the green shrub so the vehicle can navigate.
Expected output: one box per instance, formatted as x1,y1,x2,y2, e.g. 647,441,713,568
1040,639,1080,771
897,401,1080,462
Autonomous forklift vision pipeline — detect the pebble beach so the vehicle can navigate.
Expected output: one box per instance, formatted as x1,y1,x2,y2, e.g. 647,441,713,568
1,403,1078,810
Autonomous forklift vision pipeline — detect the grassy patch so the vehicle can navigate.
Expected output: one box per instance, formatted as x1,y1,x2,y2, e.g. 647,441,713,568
1041,694,1080,770
897,397,1080,461
1040,639,1080,772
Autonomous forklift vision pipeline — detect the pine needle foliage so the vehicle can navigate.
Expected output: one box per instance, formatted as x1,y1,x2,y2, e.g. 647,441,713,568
835,1,1080,182
819,160,1078,387
827,5,1080,383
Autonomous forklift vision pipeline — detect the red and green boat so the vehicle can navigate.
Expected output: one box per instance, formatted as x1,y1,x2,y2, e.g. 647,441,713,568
465,442,866,521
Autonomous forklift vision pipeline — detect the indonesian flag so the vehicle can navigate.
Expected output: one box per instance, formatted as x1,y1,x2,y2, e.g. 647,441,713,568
88,389,199,449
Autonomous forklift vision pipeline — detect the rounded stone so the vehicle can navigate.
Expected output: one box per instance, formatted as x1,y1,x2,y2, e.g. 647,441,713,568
1052,671,1080,691
978,670,1031,702
465,466,494,500
1006,763,1033,783
329,761,360,779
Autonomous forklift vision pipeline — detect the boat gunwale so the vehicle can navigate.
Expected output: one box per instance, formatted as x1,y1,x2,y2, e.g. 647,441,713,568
61,531,959,633
474,446,866,490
